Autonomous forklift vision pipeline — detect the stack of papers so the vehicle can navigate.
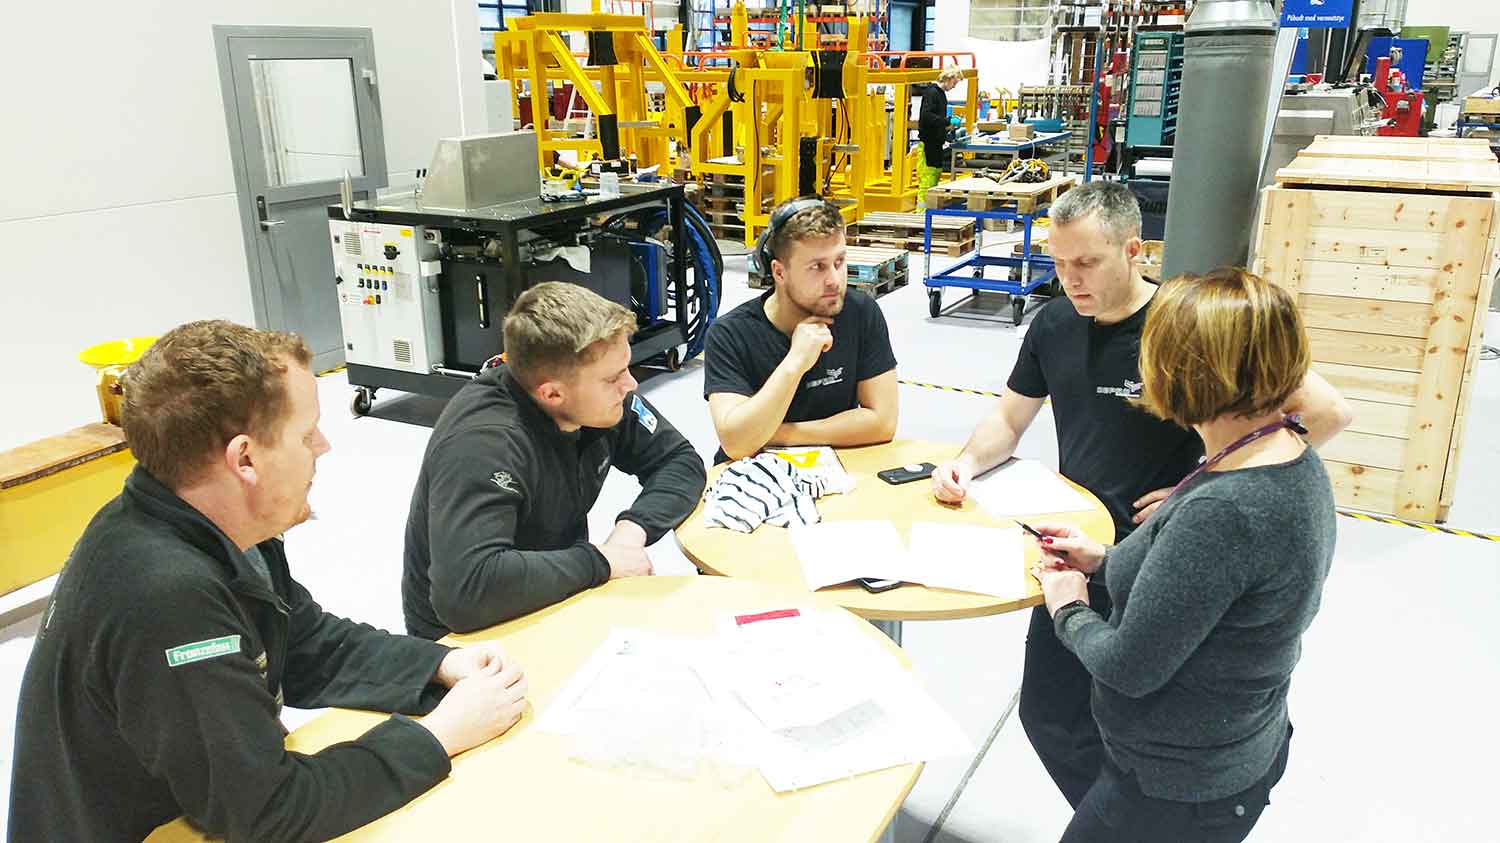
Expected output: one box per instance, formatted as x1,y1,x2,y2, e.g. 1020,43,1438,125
968,459,1094,518
788,520,1029,600
539,610,971,792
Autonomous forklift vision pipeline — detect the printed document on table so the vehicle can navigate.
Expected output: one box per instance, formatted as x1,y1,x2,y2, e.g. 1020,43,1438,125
969,459,1094,517
906,522,1029,600
788,520,912,590
703,609,972,792
539,630,750,775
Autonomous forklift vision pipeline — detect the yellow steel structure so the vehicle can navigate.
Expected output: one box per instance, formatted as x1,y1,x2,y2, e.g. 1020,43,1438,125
493,0,977,244
678,4,978,241
494,10,696,174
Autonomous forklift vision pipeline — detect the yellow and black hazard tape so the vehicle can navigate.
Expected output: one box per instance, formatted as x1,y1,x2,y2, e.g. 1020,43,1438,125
1337,509,1500,542
898,379,1005,399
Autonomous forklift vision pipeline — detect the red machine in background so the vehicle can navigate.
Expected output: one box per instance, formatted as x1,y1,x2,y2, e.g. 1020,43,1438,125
1374,48,1423,137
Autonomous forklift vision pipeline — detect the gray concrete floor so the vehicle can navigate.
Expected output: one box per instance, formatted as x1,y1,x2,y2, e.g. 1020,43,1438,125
3,252,1498,840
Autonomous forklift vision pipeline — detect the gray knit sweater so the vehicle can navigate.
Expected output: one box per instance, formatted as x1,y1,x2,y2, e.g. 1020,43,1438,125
1054,446,1335,801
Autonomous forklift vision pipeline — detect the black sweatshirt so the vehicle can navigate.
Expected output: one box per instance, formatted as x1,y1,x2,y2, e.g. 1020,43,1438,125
402,366,707,639
8,467,454,843
917,83,951,167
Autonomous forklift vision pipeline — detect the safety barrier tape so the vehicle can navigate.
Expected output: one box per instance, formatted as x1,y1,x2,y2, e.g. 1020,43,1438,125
898,378,1005,399
1336,510,1500,542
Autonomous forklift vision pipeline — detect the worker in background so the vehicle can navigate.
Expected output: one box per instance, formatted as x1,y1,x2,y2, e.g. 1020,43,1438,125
9,321,529,842
703,197,898,462
403,282,706,640
917,67,966,207
929,181,1352,809
1032,268,1334,841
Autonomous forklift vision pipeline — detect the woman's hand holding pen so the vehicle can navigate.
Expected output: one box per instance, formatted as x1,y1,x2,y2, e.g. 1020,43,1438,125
1020,522,1106,575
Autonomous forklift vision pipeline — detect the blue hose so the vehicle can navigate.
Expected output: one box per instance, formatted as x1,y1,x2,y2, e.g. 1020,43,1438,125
631,203,721,361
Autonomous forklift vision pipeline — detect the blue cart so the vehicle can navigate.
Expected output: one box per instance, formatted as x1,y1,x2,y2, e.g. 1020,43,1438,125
922,203,1057,325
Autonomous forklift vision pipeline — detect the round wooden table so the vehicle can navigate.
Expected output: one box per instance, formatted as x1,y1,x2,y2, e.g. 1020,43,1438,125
148,577,921,843
676,440,1116,639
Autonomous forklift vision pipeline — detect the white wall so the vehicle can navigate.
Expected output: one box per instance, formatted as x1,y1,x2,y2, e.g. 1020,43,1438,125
0,0,484,451
930,0,1050,98
1401,0,1500,86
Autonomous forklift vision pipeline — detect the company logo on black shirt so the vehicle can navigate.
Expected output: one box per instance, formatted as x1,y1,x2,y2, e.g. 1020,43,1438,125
807,366,846,389
1097,379,1143,400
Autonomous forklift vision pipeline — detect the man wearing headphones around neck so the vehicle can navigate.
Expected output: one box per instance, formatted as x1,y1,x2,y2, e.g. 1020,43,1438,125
703,197,899,462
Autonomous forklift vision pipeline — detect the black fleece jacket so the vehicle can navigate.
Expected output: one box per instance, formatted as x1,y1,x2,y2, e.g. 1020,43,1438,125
402,366,707,640
8,467,454,842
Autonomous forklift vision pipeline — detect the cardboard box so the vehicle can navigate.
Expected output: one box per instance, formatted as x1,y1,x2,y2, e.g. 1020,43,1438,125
1006,123,1035,141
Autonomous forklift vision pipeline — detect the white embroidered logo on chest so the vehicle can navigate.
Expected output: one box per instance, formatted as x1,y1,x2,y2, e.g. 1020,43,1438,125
490,471,519,493
807,366,846,389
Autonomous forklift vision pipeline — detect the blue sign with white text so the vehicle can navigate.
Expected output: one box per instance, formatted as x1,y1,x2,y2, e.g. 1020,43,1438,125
1281,0,1354,29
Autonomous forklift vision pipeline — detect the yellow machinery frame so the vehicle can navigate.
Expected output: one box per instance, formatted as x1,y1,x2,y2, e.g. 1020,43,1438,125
495,10,696,174
493,1,977,245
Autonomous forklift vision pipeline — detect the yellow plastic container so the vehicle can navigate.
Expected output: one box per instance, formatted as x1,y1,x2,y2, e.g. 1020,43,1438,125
78,336,156,426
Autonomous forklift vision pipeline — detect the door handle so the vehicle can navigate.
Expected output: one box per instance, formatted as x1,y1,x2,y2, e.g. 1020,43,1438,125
254,195,284,231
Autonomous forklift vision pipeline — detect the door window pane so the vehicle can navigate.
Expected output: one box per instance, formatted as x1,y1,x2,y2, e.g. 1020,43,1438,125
1463,35,1496,75
250,58,365,187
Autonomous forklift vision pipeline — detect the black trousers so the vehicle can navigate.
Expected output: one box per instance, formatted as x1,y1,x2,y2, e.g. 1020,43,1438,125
1019,580,1113,808
1060,724,1293,843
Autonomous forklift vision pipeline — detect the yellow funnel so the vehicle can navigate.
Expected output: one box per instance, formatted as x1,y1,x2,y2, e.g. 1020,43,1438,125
79,336,158,369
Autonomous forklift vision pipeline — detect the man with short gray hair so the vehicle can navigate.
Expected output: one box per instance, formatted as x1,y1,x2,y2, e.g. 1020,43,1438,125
403,282,706,639
930,180,1353,807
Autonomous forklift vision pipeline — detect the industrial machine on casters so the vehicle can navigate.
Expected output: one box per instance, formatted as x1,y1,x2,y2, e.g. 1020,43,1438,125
328,130,717,416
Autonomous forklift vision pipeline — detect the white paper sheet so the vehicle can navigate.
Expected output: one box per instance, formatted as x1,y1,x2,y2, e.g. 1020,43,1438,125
905,523,1028,600
788,520,912,590
969,459,1094,517
703,609,972,792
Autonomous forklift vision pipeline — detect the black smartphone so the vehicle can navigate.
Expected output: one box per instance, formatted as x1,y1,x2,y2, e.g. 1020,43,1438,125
857,577,903,593
877,462,936,485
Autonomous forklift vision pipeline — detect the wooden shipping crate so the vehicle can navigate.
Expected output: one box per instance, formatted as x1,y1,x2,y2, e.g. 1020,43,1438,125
1252,136,1500,522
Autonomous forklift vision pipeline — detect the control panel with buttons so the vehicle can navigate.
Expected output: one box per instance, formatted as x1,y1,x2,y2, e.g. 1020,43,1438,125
329,221,444,374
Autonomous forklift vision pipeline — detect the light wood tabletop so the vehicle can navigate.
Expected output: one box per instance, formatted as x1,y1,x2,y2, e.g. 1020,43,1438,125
676,440,1116,622
148,577,921,843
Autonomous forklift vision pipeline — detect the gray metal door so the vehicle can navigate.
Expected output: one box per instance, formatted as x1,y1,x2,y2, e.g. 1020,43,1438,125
214,26,387,371
1458,33,1497,99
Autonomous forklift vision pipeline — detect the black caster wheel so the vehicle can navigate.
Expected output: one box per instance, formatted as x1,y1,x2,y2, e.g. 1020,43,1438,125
664,346,683,372
350,387,374,418
1012,296,1027,325
928,288,942,318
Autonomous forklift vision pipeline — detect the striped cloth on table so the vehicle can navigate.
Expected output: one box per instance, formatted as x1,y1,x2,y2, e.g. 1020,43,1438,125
703,453,839,533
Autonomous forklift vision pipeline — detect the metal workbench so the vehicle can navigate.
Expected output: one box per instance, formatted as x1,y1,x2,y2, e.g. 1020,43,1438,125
947,130,1072,179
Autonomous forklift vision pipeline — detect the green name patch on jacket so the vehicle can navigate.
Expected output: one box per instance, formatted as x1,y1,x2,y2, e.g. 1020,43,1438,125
164,635,242,667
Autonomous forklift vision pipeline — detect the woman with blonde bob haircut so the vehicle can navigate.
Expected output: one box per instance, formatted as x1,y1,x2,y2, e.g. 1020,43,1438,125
1028,268,1337,843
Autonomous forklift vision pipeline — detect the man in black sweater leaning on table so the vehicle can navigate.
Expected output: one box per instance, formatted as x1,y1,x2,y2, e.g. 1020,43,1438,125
403,281,707,640
9,321,527,843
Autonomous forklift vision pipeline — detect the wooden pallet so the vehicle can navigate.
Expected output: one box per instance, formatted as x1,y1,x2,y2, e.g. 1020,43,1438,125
852,235,974,257
855,212,975,241
926,174,1077,215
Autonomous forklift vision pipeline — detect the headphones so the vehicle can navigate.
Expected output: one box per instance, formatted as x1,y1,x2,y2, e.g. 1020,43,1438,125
753,196,838,279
